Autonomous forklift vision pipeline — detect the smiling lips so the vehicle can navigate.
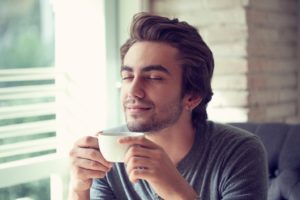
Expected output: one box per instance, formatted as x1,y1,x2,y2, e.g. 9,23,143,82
126,105,151,114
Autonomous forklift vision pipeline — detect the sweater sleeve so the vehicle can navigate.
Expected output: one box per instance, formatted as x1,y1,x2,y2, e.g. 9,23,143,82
220,136,268,200
90,177,117,200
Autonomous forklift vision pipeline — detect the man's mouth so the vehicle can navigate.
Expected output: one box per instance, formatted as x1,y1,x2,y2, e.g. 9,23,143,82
126,106,151,114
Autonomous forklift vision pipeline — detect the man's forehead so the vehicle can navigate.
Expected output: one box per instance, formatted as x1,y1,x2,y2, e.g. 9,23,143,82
123,41,181,73
125,42,178,59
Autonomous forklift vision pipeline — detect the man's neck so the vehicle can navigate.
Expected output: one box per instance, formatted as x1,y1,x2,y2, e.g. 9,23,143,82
145,121,196,165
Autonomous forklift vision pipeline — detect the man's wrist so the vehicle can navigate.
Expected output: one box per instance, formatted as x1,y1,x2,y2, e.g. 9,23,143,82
68,180,90,200
68,189,90,200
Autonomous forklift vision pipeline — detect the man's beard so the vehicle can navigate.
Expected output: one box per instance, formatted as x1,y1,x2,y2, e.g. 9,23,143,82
124,97,183,132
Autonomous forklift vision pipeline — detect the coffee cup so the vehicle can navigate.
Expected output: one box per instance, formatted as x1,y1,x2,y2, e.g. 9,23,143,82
98,132,144,162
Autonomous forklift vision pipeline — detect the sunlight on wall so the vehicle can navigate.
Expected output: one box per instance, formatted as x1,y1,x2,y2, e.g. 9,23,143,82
208,92,248,123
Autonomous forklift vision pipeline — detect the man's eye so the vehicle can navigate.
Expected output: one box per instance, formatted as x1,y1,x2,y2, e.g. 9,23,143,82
147,77,163,81
122,76,133,80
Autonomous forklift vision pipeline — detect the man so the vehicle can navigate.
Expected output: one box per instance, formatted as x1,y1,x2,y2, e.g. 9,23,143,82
69,13,268,200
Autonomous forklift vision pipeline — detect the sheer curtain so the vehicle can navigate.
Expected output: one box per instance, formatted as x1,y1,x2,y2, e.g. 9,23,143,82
0,0,110,199
54,0,108,154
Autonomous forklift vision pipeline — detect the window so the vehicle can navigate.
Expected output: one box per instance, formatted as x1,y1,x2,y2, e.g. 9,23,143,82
0,0,110,199
0,0,147,199
0,0,55,199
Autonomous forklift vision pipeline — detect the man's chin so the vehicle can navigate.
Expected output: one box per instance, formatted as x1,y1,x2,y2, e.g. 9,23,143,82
125,119,154,132
126,121,147,132
126,120,168,132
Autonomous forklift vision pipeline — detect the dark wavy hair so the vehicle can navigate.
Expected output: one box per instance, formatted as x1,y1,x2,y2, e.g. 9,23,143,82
120,12,214,128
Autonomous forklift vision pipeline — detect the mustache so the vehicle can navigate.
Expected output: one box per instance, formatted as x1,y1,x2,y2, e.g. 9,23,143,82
124,98,153,107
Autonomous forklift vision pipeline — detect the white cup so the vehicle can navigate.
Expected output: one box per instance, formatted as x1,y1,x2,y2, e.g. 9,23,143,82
98,132,144,162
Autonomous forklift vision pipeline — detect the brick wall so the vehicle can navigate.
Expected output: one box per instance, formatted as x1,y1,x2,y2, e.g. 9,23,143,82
151,0,300,123
247,0,299,123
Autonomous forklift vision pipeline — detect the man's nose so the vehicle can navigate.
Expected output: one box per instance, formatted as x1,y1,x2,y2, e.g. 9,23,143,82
127,77,145,99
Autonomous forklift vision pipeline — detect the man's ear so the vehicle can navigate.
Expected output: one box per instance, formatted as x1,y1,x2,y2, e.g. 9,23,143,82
184,94,202,111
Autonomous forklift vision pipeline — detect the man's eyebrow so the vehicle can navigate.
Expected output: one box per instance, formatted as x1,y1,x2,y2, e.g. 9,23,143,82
141,65,171,75
120,65,133,73
121,65,171,75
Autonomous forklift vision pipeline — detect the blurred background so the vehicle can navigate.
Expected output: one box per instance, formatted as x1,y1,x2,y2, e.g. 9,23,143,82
0,0,299,199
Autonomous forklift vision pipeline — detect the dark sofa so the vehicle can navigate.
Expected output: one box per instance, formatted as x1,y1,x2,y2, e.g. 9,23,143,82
231,123,300,200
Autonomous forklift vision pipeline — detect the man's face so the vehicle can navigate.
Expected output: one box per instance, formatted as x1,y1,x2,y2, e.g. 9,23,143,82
121,41,187,132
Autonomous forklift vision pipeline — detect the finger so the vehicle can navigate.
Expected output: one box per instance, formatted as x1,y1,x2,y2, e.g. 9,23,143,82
124,145,153,163
70,147,112,168
75,136,99,149
128,166,155,183
72,166,109,180
124,152,162,183
72,157,112,171
125,156,154,175
119,136,159,149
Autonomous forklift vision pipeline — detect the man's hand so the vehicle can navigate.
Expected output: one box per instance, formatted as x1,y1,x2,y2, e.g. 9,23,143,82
69,135,112,199
120,136,197,200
